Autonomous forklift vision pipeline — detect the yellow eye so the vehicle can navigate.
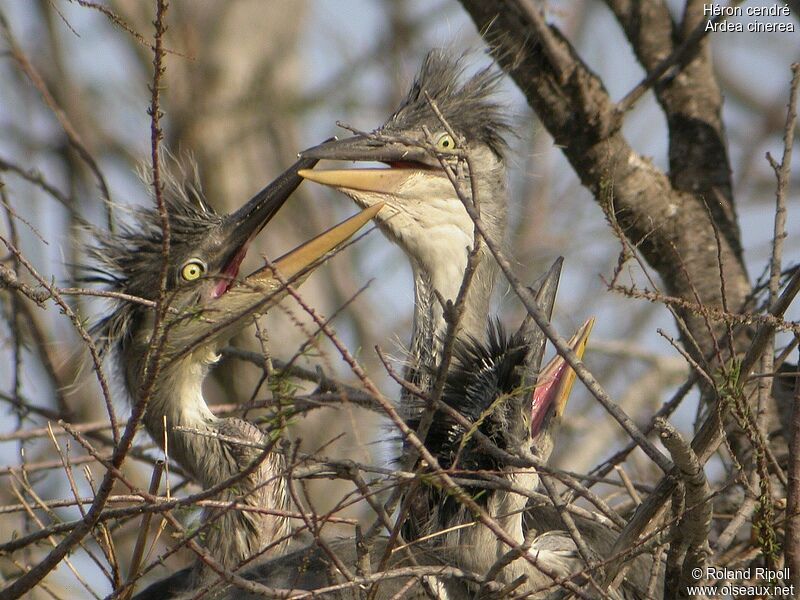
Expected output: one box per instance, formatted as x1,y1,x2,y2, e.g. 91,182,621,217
180,260,205,281
436,133,456,151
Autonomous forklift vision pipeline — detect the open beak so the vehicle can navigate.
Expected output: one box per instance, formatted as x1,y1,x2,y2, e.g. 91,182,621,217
208,156,321,299
298,135,444,201
222,155,319,254
529,318,594,437
517,258,563,384
167,152,380,357
301,135,430,165
242,202,383,290
298,168,415,197
170,204,381,361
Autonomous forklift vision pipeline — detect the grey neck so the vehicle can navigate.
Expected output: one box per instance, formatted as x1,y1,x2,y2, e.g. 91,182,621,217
444,488,527,580
405,246,497,393
405,159,507,388
124,346,290,568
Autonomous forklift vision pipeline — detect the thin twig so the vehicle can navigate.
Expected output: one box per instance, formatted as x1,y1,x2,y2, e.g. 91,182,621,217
0,5,170,595
0,11,113,228
267,260,594,598
615,10,725,114
123,460,165,600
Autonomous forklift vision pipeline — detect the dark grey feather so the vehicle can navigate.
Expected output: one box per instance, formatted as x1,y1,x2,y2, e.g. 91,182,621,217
383,48,511,155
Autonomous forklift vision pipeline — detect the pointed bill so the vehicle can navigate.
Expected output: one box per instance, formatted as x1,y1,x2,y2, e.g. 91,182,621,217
299,168,416,196
222,156,319,253
300,134,430,165
530,318,595,436
517,258,564,386
245,202,383,287
169,204,380,363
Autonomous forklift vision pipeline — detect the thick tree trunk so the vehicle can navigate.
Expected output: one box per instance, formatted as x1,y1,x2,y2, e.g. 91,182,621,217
457,1,751,371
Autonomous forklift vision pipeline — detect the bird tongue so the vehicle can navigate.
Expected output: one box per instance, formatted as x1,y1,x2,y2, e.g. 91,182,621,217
528,318,594,437
212,245,249,299
216,195,374,299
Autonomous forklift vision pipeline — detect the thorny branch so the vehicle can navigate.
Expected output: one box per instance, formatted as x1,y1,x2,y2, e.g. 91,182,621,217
1,2,799,599
0,3,170,596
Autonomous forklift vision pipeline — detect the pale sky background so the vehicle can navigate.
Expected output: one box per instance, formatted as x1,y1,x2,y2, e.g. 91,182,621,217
0,1,799,595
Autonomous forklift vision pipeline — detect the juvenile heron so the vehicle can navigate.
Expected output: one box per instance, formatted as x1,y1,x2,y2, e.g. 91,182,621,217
88,156,379,587
412,317,601,597
412,307,655,599
299,51,661,597
133,267,598,600
301,50,509,393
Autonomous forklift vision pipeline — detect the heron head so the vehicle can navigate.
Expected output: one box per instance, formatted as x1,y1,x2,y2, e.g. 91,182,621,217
420,317,592,482
297,50,511,272
404,259,594,481
87,156,379,371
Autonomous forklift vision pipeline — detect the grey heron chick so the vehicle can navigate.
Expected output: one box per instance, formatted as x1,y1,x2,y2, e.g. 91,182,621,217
131,295,598,600
298,50,661,598
411,311,656,599
300,49,511,388
409,318,597,596
88,156,379,582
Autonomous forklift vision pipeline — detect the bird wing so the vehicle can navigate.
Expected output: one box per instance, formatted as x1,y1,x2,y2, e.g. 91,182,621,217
526,504,662,599
133,537,472,599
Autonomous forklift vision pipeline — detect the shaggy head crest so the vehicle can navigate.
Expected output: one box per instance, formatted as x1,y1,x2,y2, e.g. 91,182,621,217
382,49,511,156
83,156,222,353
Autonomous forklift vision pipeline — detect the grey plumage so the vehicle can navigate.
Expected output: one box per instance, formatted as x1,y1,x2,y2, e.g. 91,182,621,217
405,316,655,599
131,49,661,599
133,538,473,600
87,155,382,594
86,162,220,353
132,294,604,600
300,50,662,598
301,49,510,385
87,157,312,573
385,49,511,156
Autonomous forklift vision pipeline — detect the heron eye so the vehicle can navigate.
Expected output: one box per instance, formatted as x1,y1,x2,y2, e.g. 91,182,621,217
180,259,206,281
436,133,456,151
